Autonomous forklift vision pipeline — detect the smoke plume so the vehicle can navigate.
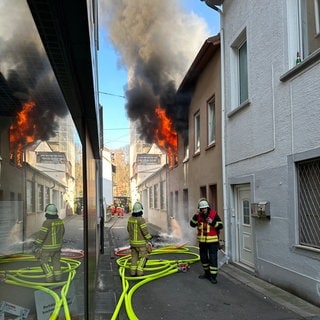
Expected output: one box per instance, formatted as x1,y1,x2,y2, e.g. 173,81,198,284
99,0,210,142
0,0,68,141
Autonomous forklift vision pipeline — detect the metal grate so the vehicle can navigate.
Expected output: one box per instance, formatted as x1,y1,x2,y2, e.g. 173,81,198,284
297,158,320,249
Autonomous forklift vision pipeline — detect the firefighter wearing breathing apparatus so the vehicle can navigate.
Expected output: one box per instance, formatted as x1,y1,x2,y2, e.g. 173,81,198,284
33,204,65,282
190,198,223,284
127,201,152,276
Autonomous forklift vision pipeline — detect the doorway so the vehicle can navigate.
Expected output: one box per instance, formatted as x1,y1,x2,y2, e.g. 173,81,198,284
235,185,254,267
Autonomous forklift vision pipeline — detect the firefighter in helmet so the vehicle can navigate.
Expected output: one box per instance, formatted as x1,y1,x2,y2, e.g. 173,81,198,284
33,204,65,282
190,198,223,284
127,201,152,276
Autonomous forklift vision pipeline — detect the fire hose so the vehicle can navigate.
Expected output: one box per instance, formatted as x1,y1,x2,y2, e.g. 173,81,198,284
111,244,200,320
0,252,82,320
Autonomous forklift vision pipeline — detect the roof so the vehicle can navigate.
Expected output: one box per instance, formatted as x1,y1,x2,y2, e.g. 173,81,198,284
177,34,221,93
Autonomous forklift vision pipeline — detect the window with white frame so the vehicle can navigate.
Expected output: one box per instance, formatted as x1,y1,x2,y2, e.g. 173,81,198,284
207,97,216,145
297,158,320,249
38,184,44,211
149,186,153,209
154,184,158,209
160,181,166,210
26,180,35,213
194,111,200,153
287,0,320,68
231,29,248,109
45,186,50,206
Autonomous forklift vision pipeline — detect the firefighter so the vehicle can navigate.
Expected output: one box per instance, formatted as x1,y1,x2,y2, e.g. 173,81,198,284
127,202,152,276
111,204,116,217
190,198,223,284
33,204,65,282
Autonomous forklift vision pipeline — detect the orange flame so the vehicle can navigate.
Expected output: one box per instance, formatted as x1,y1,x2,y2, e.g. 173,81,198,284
155,106,178,168
10,100,37,167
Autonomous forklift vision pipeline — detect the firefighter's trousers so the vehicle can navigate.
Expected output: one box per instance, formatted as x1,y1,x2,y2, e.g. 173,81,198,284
130,246,148,276
199,242,219,279
40,250,62,281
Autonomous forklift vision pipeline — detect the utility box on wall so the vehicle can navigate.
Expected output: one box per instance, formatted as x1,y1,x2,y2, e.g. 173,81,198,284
251,201,270,219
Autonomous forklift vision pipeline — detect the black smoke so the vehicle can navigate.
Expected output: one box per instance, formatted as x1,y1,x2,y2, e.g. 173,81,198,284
99,0,210,143
0,0,68,141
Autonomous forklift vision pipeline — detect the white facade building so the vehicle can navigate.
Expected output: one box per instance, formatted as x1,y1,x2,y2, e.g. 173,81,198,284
221,0,320,306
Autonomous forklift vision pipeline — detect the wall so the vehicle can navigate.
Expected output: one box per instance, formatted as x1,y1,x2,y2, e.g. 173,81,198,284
223,0,320,305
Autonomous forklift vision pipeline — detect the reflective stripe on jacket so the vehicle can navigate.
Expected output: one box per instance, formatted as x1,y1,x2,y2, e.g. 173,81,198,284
127,216,152,247
190,210,223,243
35,219,65,251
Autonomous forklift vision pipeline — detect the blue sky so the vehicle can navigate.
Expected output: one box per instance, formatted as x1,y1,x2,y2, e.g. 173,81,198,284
98,1,220,150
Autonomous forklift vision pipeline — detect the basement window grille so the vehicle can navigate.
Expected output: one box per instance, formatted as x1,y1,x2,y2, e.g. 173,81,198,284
297,158,320,249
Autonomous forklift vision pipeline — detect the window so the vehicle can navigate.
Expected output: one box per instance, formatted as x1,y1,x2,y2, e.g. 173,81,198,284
175,191,179,216
297,158,320,249
243,200,250,225
38,184,44,211
160,181,166,210
194,112,200,153
299,0,320,58
26,180,35,213
149,186,153,209
183,189,189,221
45,187,50,205
154,184,158,209
287,0,320,68
239,40,248,104
169,191,173,215
183,142,189,162
231,30,248,108
207,98,216,145
200,186,206,200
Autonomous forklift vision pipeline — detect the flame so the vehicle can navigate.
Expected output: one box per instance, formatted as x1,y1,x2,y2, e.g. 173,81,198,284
10,100,37,167
155,106,178,168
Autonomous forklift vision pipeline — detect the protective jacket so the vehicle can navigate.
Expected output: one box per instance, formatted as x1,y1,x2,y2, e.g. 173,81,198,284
34,218,65,251
190,209,223,243
127,216,152,247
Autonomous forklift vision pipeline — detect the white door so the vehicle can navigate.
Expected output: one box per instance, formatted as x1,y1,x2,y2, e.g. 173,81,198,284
236,186,254,267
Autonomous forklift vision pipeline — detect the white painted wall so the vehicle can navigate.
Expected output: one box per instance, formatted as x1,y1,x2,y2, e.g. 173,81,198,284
223,0,320,305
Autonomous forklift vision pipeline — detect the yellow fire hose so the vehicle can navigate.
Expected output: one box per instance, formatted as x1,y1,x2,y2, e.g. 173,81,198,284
0,253,81,320
112,244,200,320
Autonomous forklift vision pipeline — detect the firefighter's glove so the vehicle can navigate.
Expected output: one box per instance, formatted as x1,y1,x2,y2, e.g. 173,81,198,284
32,244,41,259
146,242,152,254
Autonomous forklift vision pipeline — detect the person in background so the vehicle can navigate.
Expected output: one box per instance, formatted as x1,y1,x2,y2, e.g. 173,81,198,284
33,204,65,282
127,201,152,276
190,198,223,284
111,204,116,218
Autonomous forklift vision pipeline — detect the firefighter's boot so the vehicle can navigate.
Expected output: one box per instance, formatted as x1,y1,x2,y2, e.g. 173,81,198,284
209,276,217,284
198,270,210,279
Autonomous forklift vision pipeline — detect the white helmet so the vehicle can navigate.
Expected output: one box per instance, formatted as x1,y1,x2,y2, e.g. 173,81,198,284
198,199,209,209
133,202,143,213
45,204,58,215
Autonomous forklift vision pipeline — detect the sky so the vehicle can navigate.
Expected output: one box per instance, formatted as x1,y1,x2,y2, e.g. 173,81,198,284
98,0,220,150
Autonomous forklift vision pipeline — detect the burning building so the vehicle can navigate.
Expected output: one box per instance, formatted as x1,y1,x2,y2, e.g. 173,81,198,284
99,0,211,208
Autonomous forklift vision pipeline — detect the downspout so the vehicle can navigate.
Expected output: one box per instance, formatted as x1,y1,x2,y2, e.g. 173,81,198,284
220,20,229,259
201,0,229,258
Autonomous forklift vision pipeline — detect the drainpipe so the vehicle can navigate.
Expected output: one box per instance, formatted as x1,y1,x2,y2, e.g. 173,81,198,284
220,25,229,259
201,0,229,258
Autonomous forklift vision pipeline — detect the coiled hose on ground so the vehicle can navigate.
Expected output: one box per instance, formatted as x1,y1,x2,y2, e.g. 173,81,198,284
111,244,200,320
0,251,83,320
